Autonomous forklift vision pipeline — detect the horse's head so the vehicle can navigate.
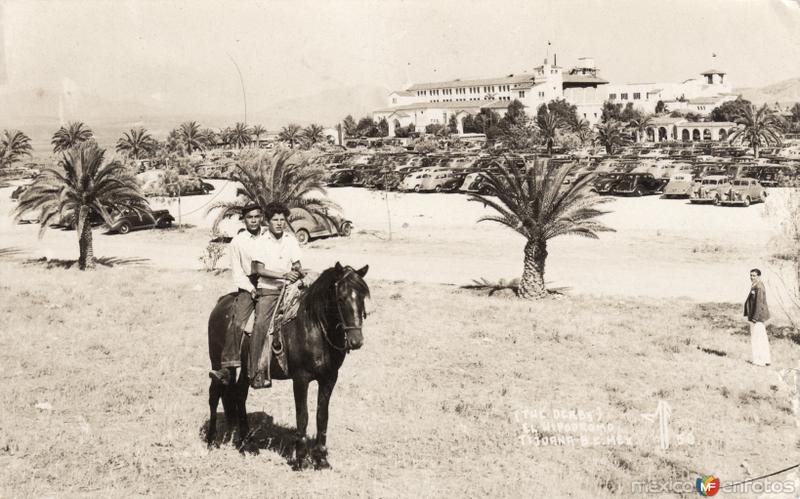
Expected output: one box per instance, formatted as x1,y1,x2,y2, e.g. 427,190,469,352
332,262,369,351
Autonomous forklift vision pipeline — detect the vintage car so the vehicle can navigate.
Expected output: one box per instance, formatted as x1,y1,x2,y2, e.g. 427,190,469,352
165,178,214,197
289,208,352,245
611,173,667,196
399,171,426,192
108,208,175,234
419,170,466,192
326,169,357,187
718,178,767,207
458,172,489,194
593,172,623,194
661,173,695,198
689,175,730,205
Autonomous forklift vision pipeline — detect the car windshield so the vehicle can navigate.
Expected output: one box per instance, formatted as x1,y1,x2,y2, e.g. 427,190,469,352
733,180,749,186
702,179,718,185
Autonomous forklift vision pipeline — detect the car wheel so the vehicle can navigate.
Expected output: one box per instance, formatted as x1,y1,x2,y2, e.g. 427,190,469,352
743,196,751,207
339,222,352,237
634,187,643,197
157,217,172,228
118,222,132,234
413,185,421,192
713,195,721,206
295,229,310,245
434,185,442,193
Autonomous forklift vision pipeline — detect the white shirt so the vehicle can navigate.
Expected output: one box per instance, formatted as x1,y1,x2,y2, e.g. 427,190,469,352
252,230,302,289
229,227,263,293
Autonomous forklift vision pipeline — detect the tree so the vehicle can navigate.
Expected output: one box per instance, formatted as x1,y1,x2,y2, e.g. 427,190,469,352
115,127,158,160
570,119,593,147
468,157,613,298
342,115,357,138
710,97,752,123
278,124,302,148
790,103,800,132
207,149,338,231
377,118,389,137
355,117,379,138
0,129,33,168
229,122,252,149
728,103,784,158
537,99,578,127
628,115,653,143
52,121,93,153
14,143,146,270
447,114,459,134
177,121,207,155
535,110,563,155
252,125,267,145
473,108,502,139
200,128,218,148
301,124,325,148
655,100,667,115
595,119,630,155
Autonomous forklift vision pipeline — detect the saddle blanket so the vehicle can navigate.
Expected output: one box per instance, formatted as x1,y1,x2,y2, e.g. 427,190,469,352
242,271,318,334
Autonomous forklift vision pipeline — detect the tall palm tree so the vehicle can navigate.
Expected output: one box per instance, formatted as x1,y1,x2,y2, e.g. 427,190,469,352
14,143,147,270
278,124,302,149
177,121,206,155
252,125,267,146
536,111,563,155
469,157,614,298
52,121,93,153
594,119,630,155
0,129,33,168
115,127,158,160
570,119,593,147
301,124,325,148
200,128,218,148
207,149,339,232
728,104,784,159
229,122,252,149
628,115,653,143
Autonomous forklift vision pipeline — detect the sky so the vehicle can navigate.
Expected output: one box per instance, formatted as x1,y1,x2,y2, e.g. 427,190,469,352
1,0,799,121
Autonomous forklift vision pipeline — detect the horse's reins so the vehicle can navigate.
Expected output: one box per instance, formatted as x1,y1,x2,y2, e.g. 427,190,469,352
320,270,364,354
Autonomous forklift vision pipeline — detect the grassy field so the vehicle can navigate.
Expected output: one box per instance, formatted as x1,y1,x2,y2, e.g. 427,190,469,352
0,255,797,498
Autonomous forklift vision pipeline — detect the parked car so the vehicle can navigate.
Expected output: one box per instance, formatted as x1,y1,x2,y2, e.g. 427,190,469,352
399,171,426,192
289,208,352,245
56,210,106,230
327,169,357,187
108,208,175,234
459,172,489,193
719,178,767,207
420,171,466,192
612,173,667,196
661,173,695,198
690,175,729,205
593,172,623,194
166,178,214,196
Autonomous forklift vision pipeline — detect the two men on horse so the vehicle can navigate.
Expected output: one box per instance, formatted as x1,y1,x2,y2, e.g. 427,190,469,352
209,201,304,389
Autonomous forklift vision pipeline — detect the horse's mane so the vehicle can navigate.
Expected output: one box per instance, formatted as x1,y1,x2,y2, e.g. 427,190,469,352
299,266,370,327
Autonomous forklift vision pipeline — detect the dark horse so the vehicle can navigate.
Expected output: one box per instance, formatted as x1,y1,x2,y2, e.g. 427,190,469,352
206,262,369,470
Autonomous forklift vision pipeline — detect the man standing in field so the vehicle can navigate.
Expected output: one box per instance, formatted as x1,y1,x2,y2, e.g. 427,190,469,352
745,268,771,367
209,203,263,385
249,201,304,388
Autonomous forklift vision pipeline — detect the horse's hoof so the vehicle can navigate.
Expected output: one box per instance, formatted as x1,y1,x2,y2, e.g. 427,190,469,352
313,457,331,470
292,458,311,471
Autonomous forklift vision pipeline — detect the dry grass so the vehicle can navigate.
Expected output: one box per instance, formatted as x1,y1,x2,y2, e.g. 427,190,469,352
0,259,797,498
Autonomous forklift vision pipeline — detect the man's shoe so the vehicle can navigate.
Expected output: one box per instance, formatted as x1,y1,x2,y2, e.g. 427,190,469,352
209,369,231,385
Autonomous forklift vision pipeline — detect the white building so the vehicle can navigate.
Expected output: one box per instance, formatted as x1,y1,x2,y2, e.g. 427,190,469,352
604,69,738,116
373,55,609,137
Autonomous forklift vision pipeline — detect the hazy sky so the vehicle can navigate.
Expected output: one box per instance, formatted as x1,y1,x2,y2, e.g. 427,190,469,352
2,0,800,118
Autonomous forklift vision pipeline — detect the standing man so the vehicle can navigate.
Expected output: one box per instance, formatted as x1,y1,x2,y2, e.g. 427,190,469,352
249,201,303,388
744,268,771,367
209,203,264,385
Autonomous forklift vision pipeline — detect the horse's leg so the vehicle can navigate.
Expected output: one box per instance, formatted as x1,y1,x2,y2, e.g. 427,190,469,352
292,376,311,470
219,368,236,444
207,380,223,448
235,365,252,452
312,372,338,470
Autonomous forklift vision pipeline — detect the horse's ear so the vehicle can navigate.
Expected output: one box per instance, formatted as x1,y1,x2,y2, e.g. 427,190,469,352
357,265,369,277
335,261,343,273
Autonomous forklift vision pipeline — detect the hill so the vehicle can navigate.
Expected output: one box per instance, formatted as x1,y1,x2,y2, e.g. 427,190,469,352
736,77,800,106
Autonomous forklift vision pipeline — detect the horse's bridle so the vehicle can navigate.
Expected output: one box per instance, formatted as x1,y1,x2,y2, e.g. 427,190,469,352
321,270,365,353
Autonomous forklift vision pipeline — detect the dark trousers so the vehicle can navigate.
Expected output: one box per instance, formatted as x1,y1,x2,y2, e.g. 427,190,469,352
249,288,281,387
221,290,255,368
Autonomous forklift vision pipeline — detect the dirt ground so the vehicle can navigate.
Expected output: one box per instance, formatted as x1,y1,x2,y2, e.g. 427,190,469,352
1,180,794,312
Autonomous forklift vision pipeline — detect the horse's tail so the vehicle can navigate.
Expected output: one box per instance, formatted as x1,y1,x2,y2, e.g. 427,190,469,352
208,293,237,370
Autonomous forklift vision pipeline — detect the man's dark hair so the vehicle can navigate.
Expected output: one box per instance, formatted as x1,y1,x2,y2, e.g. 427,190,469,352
750,268,761,276
241,203,262,217
264,201,291,221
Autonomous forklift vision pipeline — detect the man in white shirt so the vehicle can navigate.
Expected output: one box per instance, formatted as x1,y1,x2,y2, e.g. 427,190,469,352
249,201,303,388
209,203,263,386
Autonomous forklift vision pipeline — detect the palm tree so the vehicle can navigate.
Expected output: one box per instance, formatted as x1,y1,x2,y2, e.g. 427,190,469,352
200,128,218,148
14,143,147,270
177,121,206,155
570,119,593,147
301,124,325,148
728,104,784,159
278,124,302,149
207,149,339,232
115,127,158,160
229,122,253,149
468,158,614,298
628,115,653,143
536,111,563,155
252,125,267,146
0,129,33,168
52,121,93,153
594,119,630,155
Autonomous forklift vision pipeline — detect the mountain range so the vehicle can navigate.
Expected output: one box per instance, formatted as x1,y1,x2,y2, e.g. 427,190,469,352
735,77,800,107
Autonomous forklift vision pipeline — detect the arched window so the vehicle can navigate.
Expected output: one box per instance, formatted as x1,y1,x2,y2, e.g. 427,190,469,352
682,129,690,142
692,129,701,141
718,129,728,141
703,129,712,141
